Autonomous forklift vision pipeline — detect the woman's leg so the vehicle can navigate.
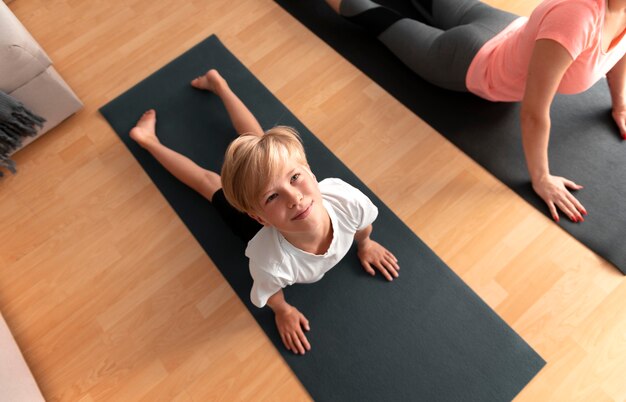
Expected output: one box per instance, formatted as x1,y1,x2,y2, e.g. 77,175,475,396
411,0,517,33
328,0,517,91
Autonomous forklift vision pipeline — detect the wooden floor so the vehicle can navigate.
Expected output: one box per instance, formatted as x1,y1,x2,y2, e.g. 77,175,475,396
2,0,625,400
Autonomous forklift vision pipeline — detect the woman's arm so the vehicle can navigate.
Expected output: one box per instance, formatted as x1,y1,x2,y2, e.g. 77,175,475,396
521,39,587,222
607,55,626,138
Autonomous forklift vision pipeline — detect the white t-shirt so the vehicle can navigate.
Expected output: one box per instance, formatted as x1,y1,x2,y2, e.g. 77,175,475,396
245,178,379,308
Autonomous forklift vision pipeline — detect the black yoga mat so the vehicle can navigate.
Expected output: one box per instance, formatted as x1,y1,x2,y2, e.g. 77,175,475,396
100,35,544,401
275,0,626,274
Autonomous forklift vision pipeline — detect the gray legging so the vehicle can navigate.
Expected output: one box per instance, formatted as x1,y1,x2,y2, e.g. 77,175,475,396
339,0,518,91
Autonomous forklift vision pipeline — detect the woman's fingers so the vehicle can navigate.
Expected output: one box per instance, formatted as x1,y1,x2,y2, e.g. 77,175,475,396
555,199,577,222
558,178,586,221
548,201,559,222
611,111,626,139
562,177,583,191
564,190,587,216
548,177,587,222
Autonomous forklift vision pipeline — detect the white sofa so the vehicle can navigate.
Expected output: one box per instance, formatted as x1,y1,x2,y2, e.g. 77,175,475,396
0,313,45,401
1,1,82,152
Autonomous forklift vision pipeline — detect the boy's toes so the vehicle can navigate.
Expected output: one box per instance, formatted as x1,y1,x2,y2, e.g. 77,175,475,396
134,109,157,132
191,75,211,90
190,77,201,88
138,109,156,123
191,70,223,91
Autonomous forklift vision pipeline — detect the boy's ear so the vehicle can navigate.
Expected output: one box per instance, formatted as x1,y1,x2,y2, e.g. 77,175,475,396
248,212,268,226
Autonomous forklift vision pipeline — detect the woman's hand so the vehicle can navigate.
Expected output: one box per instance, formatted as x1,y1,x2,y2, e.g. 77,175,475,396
607,54,626,139
521,40,587,223
275,305,311,355
612,109,626,140
357,238,400,281
532,174,587,222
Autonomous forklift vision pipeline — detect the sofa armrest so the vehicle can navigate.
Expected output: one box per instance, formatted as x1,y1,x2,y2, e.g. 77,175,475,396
0,313,45,402
0,2,52,92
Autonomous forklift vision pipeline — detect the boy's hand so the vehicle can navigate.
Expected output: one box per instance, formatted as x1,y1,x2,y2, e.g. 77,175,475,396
357,239,400,281
275,306,311,355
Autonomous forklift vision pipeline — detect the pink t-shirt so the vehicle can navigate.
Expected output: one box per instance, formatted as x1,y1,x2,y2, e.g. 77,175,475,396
466,0,626,102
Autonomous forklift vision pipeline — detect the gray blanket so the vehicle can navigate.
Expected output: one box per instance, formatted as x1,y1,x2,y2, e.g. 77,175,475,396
0,91,45,176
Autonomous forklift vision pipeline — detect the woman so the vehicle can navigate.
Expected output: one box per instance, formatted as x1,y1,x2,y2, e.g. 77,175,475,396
325,0,626,222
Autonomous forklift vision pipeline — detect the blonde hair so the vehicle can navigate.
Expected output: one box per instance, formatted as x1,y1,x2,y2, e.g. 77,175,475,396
221,126,308,213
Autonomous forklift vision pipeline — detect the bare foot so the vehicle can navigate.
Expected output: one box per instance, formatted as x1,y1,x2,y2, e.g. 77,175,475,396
190,69,226,93
129,109,159,148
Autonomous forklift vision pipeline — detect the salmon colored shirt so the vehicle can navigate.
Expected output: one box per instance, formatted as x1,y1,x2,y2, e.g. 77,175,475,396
466,0,626,102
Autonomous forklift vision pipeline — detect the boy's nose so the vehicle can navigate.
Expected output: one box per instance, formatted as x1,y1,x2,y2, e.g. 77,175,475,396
288,191,304,208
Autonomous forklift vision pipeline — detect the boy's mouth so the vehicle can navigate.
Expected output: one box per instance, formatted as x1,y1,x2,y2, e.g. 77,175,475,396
292,201,313,220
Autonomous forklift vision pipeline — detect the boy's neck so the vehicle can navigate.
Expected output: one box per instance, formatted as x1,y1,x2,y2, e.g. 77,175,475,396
281,211,333,255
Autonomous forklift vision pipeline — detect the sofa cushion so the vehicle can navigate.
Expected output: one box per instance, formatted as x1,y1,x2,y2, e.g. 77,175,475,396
10,66,83,149
0,2,52,92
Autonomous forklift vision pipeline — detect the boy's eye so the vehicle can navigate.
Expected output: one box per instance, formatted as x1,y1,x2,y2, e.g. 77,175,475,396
266,193,278,203
291,173,300,183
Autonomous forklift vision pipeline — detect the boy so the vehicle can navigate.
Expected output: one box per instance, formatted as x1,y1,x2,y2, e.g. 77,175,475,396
130,70,399,355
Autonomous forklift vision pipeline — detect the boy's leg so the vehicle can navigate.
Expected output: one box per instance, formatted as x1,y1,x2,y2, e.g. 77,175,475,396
130,110,262,242
130,110,221,202
191,70,264,137
211,189,263,242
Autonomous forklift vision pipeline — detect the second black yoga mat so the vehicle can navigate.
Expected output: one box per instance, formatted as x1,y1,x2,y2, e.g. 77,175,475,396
100,35,544,401
275,0,626,274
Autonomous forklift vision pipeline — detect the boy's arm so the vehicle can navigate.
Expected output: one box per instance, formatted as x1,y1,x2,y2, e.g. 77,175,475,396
355,224,400,281
266,290,311,355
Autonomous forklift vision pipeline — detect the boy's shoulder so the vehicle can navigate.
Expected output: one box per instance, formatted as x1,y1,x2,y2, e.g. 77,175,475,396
319,177,363,198
245,226,285,270
319,177,377,229
319,177,371,209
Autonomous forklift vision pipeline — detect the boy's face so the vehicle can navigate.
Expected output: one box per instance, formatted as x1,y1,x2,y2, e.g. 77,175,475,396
250,156,326,236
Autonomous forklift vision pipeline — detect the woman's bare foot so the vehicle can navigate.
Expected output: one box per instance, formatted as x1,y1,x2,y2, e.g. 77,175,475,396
190,69,226,94
129,109,159,148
